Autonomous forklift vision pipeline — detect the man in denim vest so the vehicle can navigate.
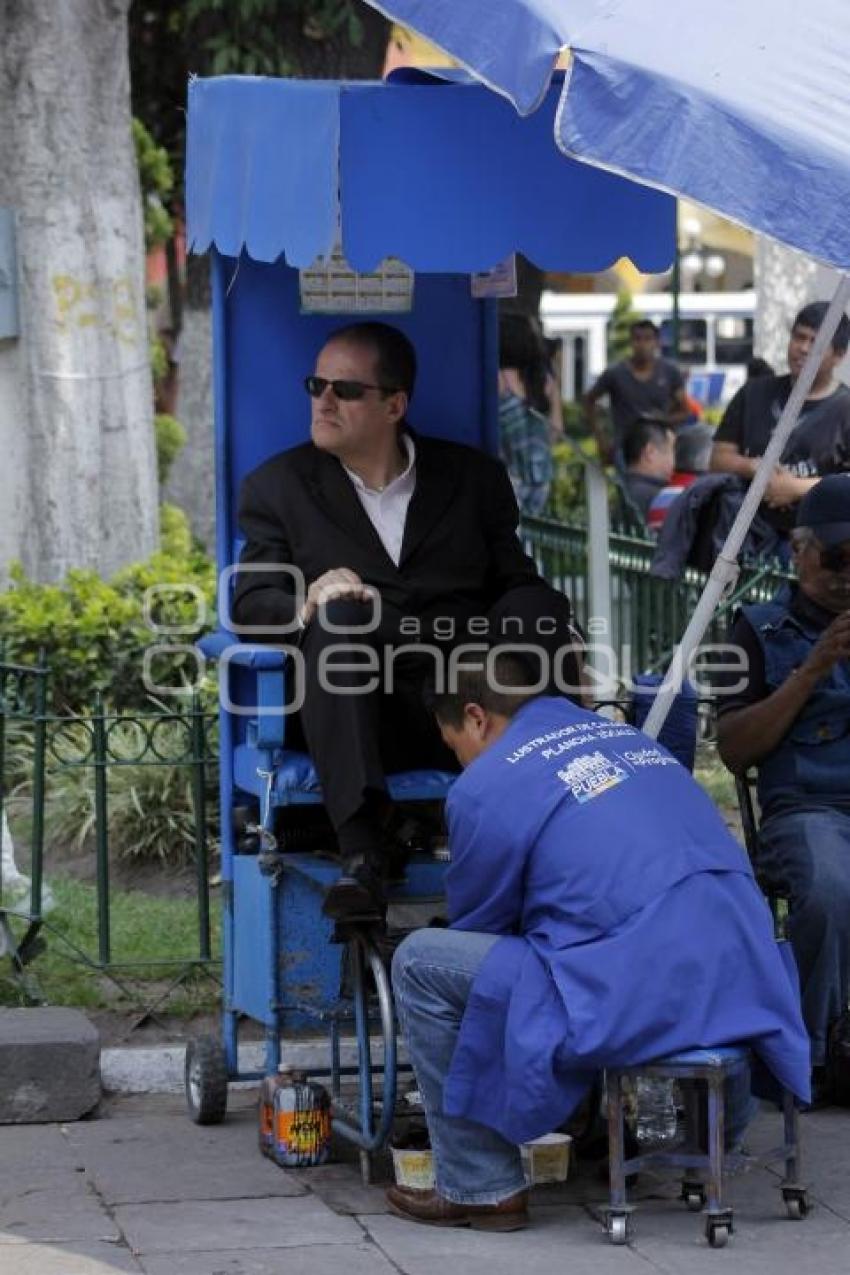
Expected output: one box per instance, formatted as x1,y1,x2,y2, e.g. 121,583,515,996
717,474,850,1100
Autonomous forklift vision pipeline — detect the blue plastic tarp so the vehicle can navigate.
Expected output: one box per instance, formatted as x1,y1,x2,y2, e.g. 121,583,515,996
186,74,675,272
364,0,850,270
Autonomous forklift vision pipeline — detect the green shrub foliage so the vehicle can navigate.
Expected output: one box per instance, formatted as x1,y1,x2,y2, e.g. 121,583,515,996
154,414,188,487
0,507,215,712
132,117,174,251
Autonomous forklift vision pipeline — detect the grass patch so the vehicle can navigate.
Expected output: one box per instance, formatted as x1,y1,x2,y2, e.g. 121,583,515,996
694,750,739,813
0,876,221,1013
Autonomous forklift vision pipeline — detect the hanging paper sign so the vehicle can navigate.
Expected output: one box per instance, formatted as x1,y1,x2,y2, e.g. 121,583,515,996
471,254,518,299
299,243,414,314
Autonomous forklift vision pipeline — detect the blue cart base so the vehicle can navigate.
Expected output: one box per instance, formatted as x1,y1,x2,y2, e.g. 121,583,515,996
186,851,446,1181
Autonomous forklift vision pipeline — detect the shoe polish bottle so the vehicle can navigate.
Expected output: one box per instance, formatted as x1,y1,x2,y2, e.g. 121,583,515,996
258,1067,292,1157
272,1070,332,1167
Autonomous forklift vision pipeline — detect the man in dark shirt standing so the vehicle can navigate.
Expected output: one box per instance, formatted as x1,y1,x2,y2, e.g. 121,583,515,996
583,319,688,464
711,302,850,539
716,475,850,1097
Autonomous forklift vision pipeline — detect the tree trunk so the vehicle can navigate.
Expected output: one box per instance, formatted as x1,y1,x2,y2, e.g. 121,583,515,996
171,4,391,551
755,236,845,375
0,0,157,584
166,254,215,550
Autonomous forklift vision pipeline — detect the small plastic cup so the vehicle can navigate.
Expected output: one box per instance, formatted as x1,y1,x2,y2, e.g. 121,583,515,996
391,1146,435,1190
520,1132,572,1184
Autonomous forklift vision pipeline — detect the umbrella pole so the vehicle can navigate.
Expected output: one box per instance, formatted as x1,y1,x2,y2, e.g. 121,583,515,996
642,271,850,740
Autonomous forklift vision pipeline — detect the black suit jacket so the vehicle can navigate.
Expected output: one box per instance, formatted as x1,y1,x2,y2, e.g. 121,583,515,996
231,433,558,632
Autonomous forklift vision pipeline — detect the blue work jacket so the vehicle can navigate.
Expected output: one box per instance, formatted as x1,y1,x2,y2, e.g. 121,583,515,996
443,697,811,1144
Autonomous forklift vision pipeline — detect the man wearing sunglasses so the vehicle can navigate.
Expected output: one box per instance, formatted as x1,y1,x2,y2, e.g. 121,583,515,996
717,474,850,1100
232,322,582,923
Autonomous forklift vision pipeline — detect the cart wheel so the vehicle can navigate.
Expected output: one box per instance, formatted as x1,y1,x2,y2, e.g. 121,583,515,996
782,1187,809,1219
706,1219,731,1248
185,1035,228,1125
607,1213,631,1245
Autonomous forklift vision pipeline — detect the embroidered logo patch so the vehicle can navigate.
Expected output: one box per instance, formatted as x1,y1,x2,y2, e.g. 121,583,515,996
557,750,629,803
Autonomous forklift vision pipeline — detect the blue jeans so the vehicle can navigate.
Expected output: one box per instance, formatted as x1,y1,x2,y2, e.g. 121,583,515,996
758,807,850,1066
392,928,526,1204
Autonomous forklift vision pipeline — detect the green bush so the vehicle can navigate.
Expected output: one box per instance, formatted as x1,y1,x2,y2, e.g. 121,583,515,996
561,400,587,438
154,413,188,486
149,333,168,382
132,117,174,252
548,437,598,523
0,507,216,713
608,289,640,362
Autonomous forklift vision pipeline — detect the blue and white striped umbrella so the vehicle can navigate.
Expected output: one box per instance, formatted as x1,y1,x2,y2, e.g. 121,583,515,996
365,0,850,269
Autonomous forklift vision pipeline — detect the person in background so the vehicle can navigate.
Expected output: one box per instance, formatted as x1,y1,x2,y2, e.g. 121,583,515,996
497,313,562,516
646,422,715,534
621,417,676,521
747,356,775,381
711,302,850,545
583,320,689,466
716,475,850,1101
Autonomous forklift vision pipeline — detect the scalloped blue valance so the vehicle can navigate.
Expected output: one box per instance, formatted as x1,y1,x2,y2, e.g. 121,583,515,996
187,72,675,273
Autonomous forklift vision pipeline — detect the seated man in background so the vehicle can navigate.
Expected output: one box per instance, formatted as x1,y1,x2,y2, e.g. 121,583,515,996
717,474,850,1100
645,422,715,534
387,654,809,1230
621,417,676,521
711,302,850,549
232,322,582,922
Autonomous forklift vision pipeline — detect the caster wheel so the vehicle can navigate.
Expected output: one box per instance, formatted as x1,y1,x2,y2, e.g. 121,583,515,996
681,1182,706,1212
185,1035,228,1125
706,1220,732,1249
783,1188,809,1219
607,1213,631,1246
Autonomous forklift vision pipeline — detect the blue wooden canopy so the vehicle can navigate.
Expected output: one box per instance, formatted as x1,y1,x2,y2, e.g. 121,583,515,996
187,71,675,274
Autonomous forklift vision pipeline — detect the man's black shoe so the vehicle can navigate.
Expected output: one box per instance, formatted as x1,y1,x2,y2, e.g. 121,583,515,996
322,864,385,922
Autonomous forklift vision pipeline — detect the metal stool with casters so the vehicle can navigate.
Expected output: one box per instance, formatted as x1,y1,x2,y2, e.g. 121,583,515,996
605,1045,807,1249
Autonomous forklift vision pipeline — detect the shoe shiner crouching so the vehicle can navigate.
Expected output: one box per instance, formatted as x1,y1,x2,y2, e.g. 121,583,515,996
387,652,810,1230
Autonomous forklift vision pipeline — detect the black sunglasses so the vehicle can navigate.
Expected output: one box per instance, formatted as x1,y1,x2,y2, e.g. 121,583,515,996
819,544,850,572
304,375,398,402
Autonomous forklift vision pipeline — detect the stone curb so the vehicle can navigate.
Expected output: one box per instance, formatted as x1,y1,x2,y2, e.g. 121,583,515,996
101,1038,393,1094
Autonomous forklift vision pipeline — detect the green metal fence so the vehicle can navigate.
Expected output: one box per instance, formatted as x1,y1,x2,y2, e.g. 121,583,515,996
0,654,49,984
521,516,794,673
1,655,219,1020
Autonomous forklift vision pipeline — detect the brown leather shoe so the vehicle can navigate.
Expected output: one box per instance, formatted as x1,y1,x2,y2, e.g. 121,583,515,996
385,1185,529,1231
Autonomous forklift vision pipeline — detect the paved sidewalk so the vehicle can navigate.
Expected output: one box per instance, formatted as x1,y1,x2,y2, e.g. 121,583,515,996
1,1092,848,1275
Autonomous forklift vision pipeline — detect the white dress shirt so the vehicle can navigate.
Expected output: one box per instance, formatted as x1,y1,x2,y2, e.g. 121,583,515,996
342,434,416,566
